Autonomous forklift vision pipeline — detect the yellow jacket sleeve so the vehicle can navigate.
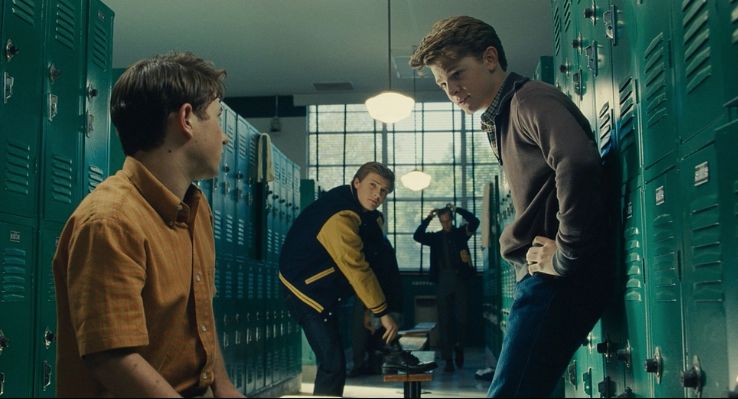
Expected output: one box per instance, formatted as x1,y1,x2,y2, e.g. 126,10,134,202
317,210,388,315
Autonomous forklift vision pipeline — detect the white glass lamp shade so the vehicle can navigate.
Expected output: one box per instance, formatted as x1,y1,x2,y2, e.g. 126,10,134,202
400,169,431,191
365,91,415,124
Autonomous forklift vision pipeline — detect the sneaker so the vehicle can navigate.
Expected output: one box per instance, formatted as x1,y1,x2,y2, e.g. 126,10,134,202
454,345,464,368
443,361,455,373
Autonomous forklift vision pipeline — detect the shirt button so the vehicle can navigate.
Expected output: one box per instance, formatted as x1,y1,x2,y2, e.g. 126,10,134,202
328,312,333,316
201,324,208,332
195,273,202,282
323,318,328,322
337,297,342,302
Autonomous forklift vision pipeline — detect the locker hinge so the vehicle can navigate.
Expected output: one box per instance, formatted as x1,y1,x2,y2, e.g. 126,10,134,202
598,376,616,398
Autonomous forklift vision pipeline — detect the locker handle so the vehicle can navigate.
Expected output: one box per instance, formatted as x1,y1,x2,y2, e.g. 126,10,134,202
0,372,5,396
603,5,618,46
48,94,59,122
44,328,55,349
42,361,52,390
48,64,62,83
3,72,14,104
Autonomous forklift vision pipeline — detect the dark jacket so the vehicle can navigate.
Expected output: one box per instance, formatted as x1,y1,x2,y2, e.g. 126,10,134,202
279,185,388,318
360,210,402,313
413,207,480,283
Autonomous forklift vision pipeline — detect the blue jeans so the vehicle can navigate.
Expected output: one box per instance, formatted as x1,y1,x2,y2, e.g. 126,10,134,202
487,272,610,397
287,295,346,397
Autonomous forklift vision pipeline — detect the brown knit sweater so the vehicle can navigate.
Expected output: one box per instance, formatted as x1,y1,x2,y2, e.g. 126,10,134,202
491,75,606,282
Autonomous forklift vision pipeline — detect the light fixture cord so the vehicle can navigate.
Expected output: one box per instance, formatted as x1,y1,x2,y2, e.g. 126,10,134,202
387,0,392,91
413,71,418,170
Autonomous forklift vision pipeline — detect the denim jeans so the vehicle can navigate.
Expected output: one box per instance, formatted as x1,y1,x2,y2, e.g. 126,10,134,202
487,271,610,397
287,296,346,397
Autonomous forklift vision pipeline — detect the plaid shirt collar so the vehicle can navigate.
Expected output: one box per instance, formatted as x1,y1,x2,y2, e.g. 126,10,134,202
479,73,527,164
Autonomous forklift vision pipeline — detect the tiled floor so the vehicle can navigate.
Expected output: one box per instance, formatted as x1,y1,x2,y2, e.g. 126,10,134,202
298,347,493,398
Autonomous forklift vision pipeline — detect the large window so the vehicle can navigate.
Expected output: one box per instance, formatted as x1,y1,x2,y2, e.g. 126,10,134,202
308,103,499,272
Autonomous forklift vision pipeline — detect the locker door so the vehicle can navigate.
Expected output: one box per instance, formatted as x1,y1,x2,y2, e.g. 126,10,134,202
222,106,237,258
33,222,63,397
644,168,685,397
42,0,84,223
0,216,35,397
82,0,113,195
620,181,652,397
0,0,43,218
716,0,738,110
672,0,731,140
235,116,249,258
636,0,678,176
679,135,732,397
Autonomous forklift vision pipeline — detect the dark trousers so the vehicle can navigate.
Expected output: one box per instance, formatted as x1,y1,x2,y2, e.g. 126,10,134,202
351,300,371,370
286,296,346,397
486,272,611,397
437,286,468,362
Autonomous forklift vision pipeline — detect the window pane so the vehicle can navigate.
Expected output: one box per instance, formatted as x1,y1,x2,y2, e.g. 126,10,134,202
393,233,423,271
423,132,459,163
314,166,346,190
317,110,345,132
317,134,345,165
346,111,377,132
345,133,378,164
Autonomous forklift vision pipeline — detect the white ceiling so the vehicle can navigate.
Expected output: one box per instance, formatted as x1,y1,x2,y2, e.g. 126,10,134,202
104,0,553,104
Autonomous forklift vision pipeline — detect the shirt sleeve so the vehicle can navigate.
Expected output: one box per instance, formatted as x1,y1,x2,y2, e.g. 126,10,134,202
317,210,388,316
65,218,150,356
516,90,604,275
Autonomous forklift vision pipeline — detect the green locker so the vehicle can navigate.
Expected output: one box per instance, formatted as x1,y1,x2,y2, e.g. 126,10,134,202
672,0,730,141
82,0,112,195
636,0,679,177
644,167,685,397
108,68,125,174
716,0,738,109
679,126,736,397
620,181,653,397
714,121,738,396
41,0,84,224
0,216,35,397
33,222,62,397
570,0,598,139
0,0,43,218
552,0,578,99
222,105,237,257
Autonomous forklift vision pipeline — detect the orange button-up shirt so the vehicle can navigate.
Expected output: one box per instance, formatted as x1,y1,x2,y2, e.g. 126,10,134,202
53,157,217,397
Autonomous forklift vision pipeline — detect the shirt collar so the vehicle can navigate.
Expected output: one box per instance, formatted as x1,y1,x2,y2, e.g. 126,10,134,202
481,73,518,128
122,157,202,227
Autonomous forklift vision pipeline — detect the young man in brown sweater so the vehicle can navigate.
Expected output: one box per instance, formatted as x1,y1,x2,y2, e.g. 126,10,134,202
411,16,615,397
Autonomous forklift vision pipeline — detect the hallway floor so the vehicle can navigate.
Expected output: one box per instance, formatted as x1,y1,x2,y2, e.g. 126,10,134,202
298,347,493,398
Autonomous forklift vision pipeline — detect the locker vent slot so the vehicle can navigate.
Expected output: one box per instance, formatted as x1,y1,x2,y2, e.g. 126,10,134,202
213,210,223,241
1,248,28,301
87,164,104,192
688,195,723,302
563,0,572,33
4,140,32,195
11,0,36,26
45,263,55,300
643,33,669,128
92,18,109,69
618,77,638,166
652,213,679,303
681,0,712,93
225,214,234,243
731,1,738,45
237,269,244,299
624,220,645,302
225,268,233,299
54,0,77,49
553,6,562,56
51,154,73,203
214,262,221,298
237,219,246,248
598,102,612,155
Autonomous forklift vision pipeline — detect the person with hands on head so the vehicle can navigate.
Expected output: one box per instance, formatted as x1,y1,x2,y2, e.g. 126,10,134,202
53,52,243,397
413,204,479,373
411,16,615,397
279,162,399,397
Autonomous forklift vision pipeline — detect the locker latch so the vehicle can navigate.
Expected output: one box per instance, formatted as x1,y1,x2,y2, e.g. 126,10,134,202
566,360,577,387
3,72,14,104
42,361,52,390
681,355,704,397
603,5,618,46
645,346,663,383
586,42,599,76
615,341,632,368
0,372,5,396
583,368,593,396
597,376,615,398
48,94,59,122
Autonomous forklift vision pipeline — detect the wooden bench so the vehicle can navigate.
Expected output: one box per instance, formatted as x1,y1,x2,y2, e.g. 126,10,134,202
397,322,436,351
382,350,435,398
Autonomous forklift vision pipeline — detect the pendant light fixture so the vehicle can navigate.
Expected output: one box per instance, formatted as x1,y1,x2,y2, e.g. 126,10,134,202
400,70,431,191
365,0,414,124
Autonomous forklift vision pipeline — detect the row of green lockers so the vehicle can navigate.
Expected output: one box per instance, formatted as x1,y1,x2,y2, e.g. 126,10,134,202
0,0,304,396
482,1,738,398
